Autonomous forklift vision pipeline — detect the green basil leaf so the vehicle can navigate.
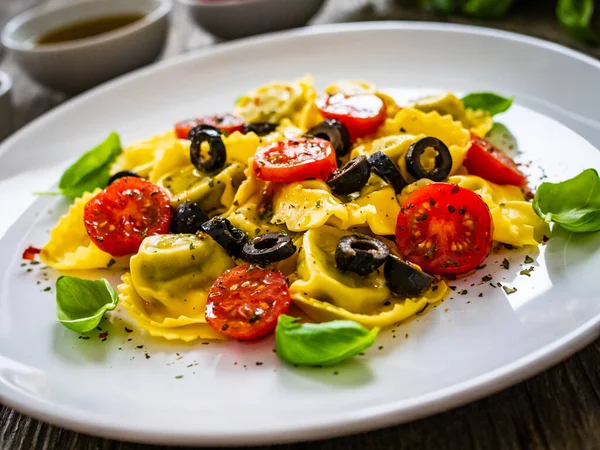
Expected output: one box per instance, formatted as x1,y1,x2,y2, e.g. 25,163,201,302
533,169,600,233
460,0,515,18
462,92,513,116
56,276,118,333
485,123,518,155
58,132,122,198
556,0,599,43
275,315,379,366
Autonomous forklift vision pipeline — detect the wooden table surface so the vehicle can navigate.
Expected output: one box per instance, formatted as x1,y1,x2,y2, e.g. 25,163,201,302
2,1,600,449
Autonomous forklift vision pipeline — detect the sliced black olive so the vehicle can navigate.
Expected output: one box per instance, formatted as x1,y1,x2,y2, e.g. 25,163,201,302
327,155,371,196
241,232,296,265
242,122,278,136
171,202,209,234
384,254,434,297
335,234,390,277
200,217,247,257
406,137,452,182
368,151,408,193
305,119,350,156
189,125,227,172
108,170,141,185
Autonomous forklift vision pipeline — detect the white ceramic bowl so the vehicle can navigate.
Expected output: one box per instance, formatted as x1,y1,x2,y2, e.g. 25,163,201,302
1,0,172,94
0,71,12,141
180,0,326,40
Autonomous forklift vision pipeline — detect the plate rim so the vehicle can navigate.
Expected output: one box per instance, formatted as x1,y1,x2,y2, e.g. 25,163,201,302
1,21,600,446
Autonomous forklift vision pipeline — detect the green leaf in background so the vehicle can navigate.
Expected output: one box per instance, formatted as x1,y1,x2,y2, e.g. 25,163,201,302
557,0,599,43
419,0,456,14
419,0,514,17
533,169,600,233
462,92,513,115
57,132,122,198
56,276,118,333
275,315,379,366
461,0,515,19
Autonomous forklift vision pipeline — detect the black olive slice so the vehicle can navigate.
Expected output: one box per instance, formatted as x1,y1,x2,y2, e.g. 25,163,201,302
335,234,390,277
384,254,434,297
406,137,452,182
171,202,209,234
108,170,141,185
242,122,278,136
241,232,296,265
367,151,408,193
189,125,227,172
327,155,371,196
305,119,351,156
200,217,247,257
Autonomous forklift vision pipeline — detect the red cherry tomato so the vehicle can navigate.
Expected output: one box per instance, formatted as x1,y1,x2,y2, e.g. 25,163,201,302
205,264,291,341
464,133,526,186
395,183,493,276
84,177,172,257
174,113,245,139
253,137,337,183
315,93,386,140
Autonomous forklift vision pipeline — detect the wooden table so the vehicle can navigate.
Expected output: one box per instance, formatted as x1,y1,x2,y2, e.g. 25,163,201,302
2,1,600,448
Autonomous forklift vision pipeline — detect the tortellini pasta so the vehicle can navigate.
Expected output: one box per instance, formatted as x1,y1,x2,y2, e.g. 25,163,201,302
290,227,448,328
353,176,400,236
148,134,251,210
157,162,245,211
112,131,179,178
234,75,316,125
412,93,494,137
272,180,378,233
119,273,224,342
120,233,235,341
449,175,548,246
224,174,287,238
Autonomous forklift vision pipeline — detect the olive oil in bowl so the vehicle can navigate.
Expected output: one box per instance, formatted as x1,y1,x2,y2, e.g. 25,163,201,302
36,14,145,45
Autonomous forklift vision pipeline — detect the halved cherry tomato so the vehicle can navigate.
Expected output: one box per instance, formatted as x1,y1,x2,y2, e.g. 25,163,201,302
205,264,291,340
395,183,493,276
174,113,245,139
253,137,337,183
464,133,526,186
315,93,386,140
83,177,172,257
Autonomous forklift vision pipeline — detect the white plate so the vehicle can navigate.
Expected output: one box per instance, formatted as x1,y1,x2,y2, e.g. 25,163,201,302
1,23,600,446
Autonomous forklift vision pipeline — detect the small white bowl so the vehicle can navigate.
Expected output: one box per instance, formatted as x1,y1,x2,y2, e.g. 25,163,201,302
1,0,172,94
180,0,326,40
0,71,12,141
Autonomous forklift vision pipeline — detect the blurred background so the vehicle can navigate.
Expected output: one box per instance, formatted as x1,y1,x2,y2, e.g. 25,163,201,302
0,0,598,142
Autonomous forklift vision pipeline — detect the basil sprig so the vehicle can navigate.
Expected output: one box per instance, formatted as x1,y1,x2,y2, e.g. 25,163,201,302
462,92,513,115
54,132,122,198
275,315,379,366
533,169,600,233
56,276,118,333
